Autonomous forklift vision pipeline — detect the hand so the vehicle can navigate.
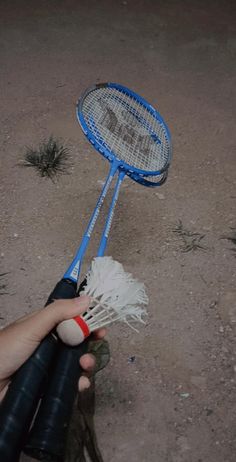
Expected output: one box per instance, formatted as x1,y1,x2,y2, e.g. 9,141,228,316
0,296,106,401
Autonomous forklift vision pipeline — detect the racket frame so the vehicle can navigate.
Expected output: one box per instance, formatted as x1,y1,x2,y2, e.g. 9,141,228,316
77,82,172,178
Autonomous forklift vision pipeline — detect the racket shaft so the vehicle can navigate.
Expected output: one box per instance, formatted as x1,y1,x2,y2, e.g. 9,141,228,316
97,170,125,256
64,161,118,282
0,278,77,462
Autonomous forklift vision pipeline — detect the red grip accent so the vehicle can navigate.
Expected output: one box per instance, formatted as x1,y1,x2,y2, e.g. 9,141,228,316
73,316,90,338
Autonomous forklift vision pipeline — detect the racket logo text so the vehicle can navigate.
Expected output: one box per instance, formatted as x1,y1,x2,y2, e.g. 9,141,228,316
98,99,158,156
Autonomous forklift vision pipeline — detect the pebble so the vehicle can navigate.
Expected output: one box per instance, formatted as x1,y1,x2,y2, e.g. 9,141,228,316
155,192,165,200
180,392,190,399
219,326,224,333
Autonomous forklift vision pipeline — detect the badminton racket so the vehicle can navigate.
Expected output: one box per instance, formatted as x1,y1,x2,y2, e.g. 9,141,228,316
0,83,172,462
24,172,126,461
24,83,172,461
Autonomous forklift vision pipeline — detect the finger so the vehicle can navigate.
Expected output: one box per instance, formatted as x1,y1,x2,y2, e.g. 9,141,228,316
2,296,91,345
92,327,107,340
0,296,91,379
38,295,91,335
78,375,90,392
79,353,95,371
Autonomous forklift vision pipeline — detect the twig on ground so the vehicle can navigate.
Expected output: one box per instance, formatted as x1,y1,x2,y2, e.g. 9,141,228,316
172,220,207,252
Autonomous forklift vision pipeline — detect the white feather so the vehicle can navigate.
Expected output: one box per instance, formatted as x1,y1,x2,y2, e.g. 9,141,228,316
81,256,148,328
57,257,149,346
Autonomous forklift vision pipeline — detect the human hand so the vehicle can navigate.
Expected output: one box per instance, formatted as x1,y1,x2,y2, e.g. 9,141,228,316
0,296,106,401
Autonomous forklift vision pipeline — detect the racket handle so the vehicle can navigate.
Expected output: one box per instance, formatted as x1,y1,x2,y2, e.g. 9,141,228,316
24,338,89,462
0,278,77,462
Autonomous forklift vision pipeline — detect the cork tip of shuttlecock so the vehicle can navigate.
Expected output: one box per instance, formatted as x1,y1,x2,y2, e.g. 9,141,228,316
56,318,85,346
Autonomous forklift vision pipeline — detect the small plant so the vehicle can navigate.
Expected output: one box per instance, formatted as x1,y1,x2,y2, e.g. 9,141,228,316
172,220,206,252
22,136,71,180
0,272,8,296
221,227,236,256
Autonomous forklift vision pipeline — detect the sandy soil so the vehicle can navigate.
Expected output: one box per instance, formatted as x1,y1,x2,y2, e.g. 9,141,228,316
0,1,236,461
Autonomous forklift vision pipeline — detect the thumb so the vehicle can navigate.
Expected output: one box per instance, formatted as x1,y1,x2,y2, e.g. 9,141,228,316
1,296,90,346
0,296,90,381
23,295,91,341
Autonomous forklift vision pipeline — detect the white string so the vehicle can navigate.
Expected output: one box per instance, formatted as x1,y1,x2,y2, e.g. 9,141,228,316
82,87,170,173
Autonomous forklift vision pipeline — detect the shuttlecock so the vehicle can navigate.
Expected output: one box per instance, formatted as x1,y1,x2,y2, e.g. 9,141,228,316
56,256,148,346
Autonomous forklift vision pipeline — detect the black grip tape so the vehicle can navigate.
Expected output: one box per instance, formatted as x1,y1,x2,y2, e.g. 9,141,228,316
24,338,89,462
24,281,89,462
45,278,77,307
0,278,77,462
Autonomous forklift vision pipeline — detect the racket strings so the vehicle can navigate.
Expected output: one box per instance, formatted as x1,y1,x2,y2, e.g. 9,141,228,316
81,87,170,173
86,88,168,170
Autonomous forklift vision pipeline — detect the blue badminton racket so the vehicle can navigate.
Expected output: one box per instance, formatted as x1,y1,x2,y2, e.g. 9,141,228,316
0,83,172,462
64,82,171,281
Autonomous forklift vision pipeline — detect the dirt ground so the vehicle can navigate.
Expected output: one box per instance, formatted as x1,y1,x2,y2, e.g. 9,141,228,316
0,1,236,461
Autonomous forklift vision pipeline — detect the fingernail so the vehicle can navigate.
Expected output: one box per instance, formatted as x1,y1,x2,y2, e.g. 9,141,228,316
79,376,90,392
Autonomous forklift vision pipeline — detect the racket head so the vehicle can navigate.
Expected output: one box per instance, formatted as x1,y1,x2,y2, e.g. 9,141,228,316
77,83,172,177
